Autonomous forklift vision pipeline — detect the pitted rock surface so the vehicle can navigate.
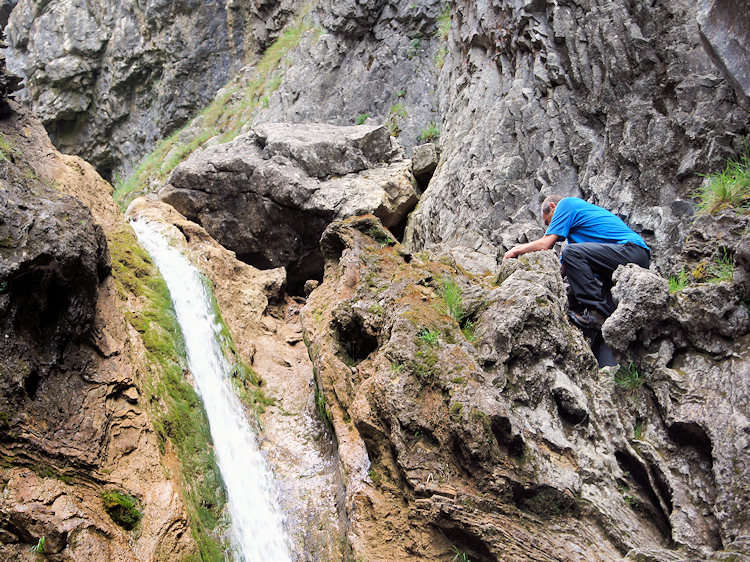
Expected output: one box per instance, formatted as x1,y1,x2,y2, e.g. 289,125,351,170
603,263,750,555
300,215,748,560
159,123,418,290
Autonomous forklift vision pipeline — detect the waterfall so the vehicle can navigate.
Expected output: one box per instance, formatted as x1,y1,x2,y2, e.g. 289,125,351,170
131,220,292,562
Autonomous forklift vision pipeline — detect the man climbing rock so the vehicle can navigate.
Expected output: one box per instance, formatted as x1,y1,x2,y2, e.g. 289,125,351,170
503,195,650,329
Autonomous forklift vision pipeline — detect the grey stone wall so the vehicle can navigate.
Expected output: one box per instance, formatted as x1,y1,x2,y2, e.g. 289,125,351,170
404,0,749,273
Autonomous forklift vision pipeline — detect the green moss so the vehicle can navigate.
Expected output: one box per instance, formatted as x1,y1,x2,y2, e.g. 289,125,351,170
0,133,16,161
33,466,74,485
102,490,142,530
355,113,370,125
107,224,226,559
407,344,440,384
449,402,463,421
368,468,381,487
0,411,8,429
313,367,333,429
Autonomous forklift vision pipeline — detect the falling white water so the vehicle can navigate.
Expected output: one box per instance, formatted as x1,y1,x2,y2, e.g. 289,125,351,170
131,220,292,562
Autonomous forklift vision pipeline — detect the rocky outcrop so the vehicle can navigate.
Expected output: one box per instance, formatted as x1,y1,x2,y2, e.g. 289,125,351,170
0,102,196,560
0,30,22,117
602,259,749,556
3,0,276,181
404,0,750,274
159,123,418,291
301,215,750,560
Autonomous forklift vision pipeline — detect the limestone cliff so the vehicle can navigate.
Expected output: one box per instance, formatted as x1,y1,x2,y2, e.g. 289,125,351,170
2,0,750,560
4,0,282,181
300,215,749,561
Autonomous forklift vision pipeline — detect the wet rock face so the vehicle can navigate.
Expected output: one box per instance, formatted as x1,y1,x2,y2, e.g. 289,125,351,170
405,0,750,272
4,0,259,180
159,123,418,292
0,103,197,561
0,167,109,416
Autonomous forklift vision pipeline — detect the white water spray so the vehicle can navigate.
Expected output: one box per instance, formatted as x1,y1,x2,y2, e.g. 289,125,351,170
131,220,292,562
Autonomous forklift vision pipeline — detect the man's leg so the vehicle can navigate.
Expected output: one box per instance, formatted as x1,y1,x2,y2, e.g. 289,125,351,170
562,242,649,316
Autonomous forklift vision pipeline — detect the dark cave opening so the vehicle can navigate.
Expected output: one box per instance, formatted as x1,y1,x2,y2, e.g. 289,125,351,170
333,312,378,365
667,421,714,469
442,526,494,562
490,415,525,459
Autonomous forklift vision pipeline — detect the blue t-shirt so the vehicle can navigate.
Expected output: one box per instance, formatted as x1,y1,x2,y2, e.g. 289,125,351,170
545,197,649,250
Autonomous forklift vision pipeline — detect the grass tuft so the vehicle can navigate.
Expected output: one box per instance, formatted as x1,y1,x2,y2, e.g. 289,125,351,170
418,122,440,142
30,536,46,554
694,145,750,214
668,269,689,293
613,361,647,391
707,249,735,283
436,3,451,40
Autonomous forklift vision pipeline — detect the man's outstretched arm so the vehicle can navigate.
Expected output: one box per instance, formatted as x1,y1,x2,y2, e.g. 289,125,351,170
502,234,559,261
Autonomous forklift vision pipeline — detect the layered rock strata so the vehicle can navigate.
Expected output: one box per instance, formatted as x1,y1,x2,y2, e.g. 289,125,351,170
301,215,750,561
159,122,419,291
404,0,750,273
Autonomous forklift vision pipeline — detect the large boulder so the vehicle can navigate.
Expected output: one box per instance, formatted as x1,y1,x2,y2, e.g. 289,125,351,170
159,123,419,291
0,162,109,412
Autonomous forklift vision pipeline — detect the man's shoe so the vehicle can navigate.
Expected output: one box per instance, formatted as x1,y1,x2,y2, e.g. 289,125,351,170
569,308,607,330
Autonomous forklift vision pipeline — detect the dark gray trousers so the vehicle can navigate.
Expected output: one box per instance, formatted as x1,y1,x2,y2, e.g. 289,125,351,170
561,242,650,316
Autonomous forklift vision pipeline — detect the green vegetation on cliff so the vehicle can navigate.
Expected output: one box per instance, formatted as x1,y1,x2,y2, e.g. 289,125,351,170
114,6,321,210
695,145,750,214
107,224,227,560
102,490,142,530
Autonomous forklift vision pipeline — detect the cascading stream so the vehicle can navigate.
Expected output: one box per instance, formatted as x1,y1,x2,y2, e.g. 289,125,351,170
131,219,292,562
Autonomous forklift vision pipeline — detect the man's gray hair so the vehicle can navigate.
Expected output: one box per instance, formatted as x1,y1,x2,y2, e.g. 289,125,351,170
541,194,565,214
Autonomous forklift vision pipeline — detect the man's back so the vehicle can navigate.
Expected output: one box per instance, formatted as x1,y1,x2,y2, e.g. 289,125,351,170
545,197,649,249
